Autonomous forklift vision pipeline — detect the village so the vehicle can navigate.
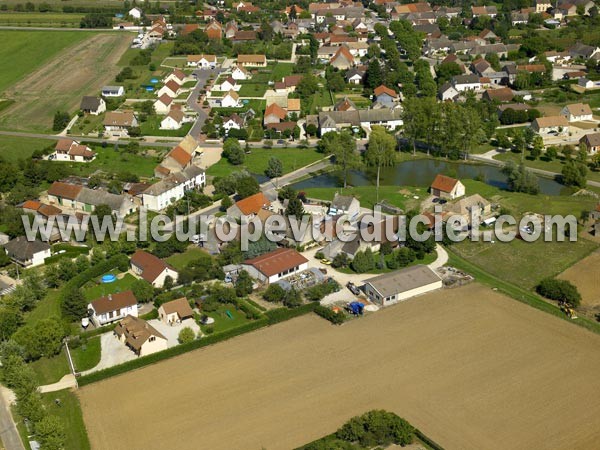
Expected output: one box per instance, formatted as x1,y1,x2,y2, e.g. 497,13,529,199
1,0,600,449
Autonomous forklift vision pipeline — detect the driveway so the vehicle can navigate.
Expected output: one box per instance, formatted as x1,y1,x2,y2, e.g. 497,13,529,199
81,331,136,375
187,68,220,138
148,318,201,346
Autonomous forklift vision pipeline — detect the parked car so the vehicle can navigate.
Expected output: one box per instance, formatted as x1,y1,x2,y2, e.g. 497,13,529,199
346,281,361,295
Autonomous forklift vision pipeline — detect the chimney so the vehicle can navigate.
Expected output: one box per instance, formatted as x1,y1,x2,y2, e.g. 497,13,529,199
108,294,112,301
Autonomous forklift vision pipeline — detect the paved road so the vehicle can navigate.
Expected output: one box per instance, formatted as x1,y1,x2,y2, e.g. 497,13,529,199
0,26,123,32
187,68,220,139
0,386,25,450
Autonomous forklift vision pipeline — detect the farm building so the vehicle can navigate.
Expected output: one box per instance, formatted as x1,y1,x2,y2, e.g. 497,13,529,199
363,265,443,306
241,248,309,284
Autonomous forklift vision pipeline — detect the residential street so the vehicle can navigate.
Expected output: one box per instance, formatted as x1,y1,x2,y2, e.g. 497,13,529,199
0,386,25,450
187,68,220,139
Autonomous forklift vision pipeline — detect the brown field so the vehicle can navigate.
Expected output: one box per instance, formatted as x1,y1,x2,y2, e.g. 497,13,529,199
79,284,600,450
558,249,600,315
0,33,130,132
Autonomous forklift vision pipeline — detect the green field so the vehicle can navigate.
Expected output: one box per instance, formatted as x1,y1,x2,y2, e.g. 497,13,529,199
0,12,84,27
166,247,209,271
206,147,324,178
83,272,136,301
30,349,70,385
0,135,54,161
42,389,91,450
303,185,426,211
71,336,101,372
0,30,90,94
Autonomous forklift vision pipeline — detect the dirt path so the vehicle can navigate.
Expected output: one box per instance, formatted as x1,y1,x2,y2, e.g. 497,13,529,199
79,283,600,450
0,33,130,132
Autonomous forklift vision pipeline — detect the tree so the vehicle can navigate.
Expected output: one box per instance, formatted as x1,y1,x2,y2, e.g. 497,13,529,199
285,197,305,219
235,270,253,297
12,318,65,361
537,278,581,307
35,415,66,450
545,146,558,161
561,161,587,188
222,138,245,165
365,59,383,89
336,410,415,447
529,136,544,160
283,288,302,308
296,74,319,100
365,127,396,202
220,195,232,212
263,284,286,302
265,156,283,179
62,287,87,321
324,132,360,188
0,308,23,341
501,161,539,194
52,111,70,132
178,327,195,344
332,252,349,268
235,175,260,198
131,279,154,303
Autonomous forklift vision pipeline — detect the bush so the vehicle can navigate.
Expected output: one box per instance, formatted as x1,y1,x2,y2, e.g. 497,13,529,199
336,410,415,447
178,327,196,344
263,284,286,302
314,305,345,325
536,278,582,307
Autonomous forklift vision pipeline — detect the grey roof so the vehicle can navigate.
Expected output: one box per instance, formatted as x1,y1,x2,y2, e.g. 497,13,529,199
80,96,102,111
365,265,441,298
76,188,126,211
452,74,480,85
318,109,403,128
102,85,123,92
143,165,204,196
4,237,50,261
332,193,356,210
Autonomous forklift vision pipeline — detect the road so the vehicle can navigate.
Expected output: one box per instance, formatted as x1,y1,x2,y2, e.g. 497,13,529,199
0,26,124,32
0,386,25,450
187,68,220,139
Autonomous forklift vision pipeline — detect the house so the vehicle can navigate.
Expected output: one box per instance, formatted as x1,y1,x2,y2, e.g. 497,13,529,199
536,0,552,12
237,54,267,67
447,194,492,226
101,85,124,97
129,7,142,19
218,76,239,92
471,5,497,17
470,58,493,76
334,97,357,112
79,96,106,115
163,69,187,85
114,315,168,356
181,23,199,35
430,174,465,200
222,113,244,132
569,43,600,60
47,182,137,217
561,103,593,122
482,87,514,103
154,94,173,114
274,75,303,93
22,200,62,221
48,139,96,162
158,297,194,325
156,80,181,98
89,291,138,326
346,68,365,85
232,30,257,43
364,265,443,306
131,250,179,288
221,90,241,108
231,65,251,80
241,248,309,284
187,54,217,69
438,82,460,102
452,74,482,92
373,85,399,106
103,110,138,137
3,237,51,267
160,109,185,130
330,46,354,70
161,145,193,173
531,116,570,135
227,192,271,220
142,165,205,211
329,193,360,218
225,21,238,39
580,133,600,155
205,21,222,40
264,103,288,125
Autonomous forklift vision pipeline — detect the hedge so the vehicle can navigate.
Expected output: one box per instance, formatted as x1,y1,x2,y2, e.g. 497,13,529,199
63,254,129,293
78,303,320,386
415,429,445,450
314,305,346,325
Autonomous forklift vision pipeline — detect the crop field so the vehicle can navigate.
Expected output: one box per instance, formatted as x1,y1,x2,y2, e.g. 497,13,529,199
0,30,90,94
0,32,131,132
558,249,600,315
79,283,600,450
0,12,84,27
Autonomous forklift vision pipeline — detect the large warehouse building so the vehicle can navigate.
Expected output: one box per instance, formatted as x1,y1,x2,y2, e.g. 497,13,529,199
364,265,443,306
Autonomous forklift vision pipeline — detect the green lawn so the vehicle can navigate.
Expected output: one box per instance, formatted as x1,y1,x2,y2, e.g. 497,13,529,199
271,62,294,80
139,115,192,137
29,350,70,385
308,89,334,114
0,30,90,94
71,336,101,372
200,303,251,334
207,147,324,178
166,247,209,271
0,12,84,27
82,272,137,301
26,289,61,326
0,135,54,162
238,82,268,97
303,185,426,211
41,389,91,450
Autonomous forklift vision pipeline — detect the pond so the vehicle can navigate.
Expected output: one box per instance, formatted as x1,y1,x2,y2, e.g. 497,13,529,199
290,159,571,196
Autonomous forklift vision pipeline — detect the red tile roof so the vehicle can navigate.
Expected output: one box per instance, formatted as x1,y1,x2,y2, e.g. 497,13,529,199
47,182,83,200
243,247,308,277
22,200,42,211
91,290,137,315
431,174,460,193
264,103,288,120
130,250,176,284
374,85,397,98
234,192,271,215
167,146,192,167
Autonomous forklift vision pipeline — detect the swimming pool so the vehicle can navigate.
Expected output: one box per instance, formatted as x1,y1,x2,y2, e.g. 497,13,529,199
101,274,117,283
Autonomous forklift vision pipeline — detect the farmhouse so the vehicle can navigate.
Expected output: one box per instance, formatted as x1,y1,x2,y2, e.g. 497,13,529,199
364,265,443,306
531,116,569,135
3,237,51,267
237,54,267,67
47,182,137,217
49,139,96,163
241,248,309,284
80,96,106,115
89,291,138,326
131,250,179,288
158,297,194,325
561,103,593,122
580,132,600,155
227,192,271,221
103,111,138,137
114,315,168,357
430,174,465,200
101,85,124,97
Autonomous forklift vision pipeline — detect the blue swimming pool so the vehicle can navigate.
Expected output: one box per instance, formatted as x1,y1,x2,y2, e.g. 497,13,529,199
101,274,116,283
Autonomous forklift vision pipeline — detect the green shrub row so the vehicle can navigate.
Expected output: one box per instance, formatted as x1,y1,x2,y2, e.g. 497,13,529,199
264,303,317,325
415,429,445,450
63,254,129,294
314,305,346,325
245,298,267,312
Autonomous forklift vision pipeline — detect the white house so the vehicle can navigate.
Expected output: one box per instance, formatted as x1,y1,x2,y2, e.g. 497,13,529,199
114,315,168,357
430,174,465,200
3,237,51,267
241,248,309,284
157,80,181,98
158,297,194,325
129,7,142,19
561,103,594,122
154,94,173,114
438,82,460,101
452,74,482,92
160,109,184,130
163,69,187,85
88,290,138,326
187,54,217,69
101,85,125,97
364,265,443,306
231,65,251,80
329,193,360,219
221,90,241,107
218,76,239,92
142,165,206,211
48,139,96,163
130,250,179,288
103,110,138,137
222,114,244,132
531,116,570,135
80,96,106,115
